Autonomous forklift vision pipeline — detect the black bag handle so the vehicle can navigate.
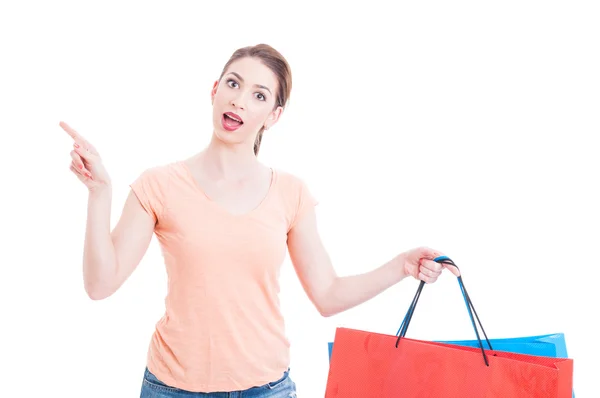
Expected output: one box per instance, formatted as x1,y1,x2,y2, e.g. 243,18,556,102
394,256,494,366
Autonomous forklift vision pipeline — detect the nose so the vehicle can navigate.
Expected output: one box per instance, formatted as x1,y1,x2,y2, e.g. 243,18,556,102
230,93,246,110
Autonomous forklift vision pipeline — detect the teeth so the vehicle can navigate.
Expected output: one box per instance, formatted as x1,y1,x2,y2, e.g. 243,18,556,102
226,114,242,123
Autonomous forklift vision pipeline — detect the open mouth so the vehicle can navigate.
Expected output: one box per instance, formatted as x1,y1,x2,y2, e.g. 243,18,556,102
222,112,244,131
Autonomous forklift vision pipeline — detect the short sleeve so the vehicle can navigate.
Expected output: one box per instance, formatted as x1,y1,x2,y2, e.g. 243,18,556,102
288,178,318,231
129,167,167,224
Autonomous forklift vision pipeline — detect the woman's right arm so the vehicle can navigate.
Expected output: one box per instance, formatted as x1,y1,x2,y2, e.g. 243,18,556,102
83,186,155,300
60,121,155,300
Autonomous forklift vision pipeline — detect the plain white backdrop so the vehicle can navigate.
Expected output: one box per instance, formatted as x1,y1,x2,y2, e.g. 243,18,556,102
1,1,598,396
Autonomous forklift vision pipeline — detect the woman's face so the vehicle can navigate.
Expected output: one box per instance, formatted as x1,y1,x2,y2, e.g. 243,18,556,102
211,57,283,148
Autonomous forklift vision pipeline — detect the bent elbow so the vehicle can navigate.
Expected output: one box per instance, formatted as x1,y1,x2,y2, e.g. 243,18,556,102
316,302,337,318
87,291,108,301
85,283,113,301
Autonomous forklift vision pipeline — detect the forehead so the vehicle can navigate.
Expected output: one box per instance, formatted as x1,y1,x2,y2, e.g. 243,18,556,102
223,57,278,90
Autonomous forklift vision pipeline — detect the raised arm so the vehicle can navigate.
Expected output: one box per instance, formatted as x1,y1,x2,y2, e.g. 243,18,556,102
61,121,155,300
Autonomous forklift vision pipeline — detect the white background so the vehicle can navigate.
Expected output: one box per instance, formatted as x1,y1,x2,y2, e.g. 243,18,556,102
1,1,598,396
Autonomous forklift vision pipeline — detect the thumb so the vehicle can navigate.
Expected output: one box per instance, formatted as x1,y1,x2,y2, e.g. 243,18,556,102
74,143,98,163
443,262,461,277
419,247,461,277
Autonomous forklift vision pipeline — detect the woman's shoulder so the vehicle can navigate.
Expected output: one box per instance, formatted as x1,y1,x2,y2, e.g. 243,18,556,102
135,159,183,178
273,167,311,190
130,160,185,191
272,167,317,207
271,167,318,227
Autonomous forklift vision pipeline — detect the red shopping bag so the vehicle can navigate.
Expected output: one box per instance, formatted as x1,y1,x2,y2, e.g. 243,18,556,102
325,257,574,397
325,328,573,397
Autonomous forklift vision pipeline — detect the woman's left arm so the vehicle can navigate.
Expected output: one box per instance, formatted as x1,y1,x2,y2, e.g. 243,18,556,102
287,208,460,317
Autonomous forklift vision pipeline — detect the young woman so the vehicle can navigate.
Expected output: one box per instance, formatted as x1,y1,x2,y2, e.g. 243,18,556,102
61,43,459,397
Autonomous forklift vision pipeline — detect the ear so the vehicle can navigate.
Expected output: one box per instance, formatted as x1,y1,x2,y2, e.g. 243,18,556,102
264,106,284,131
211,80,219,105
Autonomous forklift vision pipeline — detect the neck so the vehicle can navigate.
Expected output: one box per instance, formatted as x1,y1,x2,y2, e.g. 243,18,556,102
194,135,261,180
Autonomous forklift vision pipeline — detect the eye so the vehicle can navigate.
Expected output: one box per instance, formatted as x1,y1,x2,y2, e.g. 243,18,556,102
255,92,266,101
226,79,239,88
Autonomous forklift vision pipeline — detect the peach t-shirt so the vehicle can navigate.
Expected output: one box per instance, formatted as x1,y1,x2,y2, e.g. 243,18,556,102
129,160,317,392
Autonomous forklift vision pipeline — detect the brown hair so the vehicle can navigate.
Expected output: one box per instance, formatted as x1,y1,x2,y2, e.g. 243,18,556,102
218,44,292,156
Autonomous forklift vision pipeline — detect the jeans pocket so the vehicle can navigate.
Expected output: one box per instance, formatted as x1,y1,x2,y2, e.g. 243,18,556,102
266,368,291,390
143,367,182,393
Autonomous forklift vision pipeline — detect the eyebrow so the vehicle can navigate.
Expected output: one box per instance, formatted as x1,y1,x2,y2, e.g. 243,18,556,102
227,72,272,95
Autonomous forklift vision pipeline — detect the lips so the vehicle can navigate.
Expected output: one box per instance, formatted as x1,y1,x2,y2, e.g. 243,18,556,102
222,112,244,132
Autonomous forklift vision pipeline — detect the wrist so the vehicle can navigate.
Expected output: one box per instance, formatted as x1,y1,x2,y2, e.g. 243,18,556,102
390,252,409,283
88,185,112,199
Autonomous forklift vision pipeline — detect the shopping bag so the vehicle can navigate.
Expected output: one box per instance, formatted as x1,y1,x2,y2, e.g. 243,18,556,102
439,333,569,357
325,256,574,398
326,328,573,397
328,333,569,362
328,333,575,397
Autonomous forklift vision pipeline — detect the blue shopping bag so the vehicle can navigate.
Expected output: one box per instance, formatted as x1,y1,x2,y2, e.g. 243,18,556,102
327,256,574,397
328,333,570,364
439,333,569,357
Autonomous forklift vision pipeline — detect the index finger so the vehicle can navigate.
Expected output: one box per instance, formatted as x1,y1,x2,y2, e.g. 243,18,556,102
60,121,87,144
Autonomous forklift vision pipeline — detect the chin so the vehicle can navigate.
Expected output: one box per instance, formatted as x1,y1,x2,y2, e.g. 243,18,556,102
212,126,246,146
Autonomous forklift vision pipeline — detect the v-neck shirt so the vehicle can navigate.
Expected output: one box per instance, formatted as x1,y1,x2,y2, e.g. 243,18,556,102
129,160,317,392
179,160,275,218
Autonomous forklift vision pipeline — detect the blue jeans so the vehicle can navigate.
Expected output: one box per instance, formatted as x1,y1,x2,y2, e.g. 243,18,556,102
140,367,297,397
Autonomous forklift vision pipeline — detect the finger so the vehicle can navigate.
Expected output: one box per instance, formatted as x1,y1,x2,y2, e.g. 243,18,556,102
70,151,92,178
418,271,437,284
70,164,90,182
60,121,99,154
71,162,93,180
73,143,97,163
70,162,84,177
70,152,93,179
70,160,91,179
443,262,461,277
60,121,87,145
77,138,98,155
420,259,443,273
70,150,89,173
418,263,439,277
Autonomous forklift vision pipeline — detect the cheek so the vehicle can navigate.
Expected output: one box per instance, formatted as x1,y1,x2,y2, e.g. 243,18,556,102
244,111,269,129
249,101,274,119
214,90,228,104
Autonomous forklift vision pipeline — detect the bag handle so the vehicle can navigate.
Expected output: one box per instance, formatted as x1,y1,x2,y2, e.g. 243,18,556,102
394,256,494,366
